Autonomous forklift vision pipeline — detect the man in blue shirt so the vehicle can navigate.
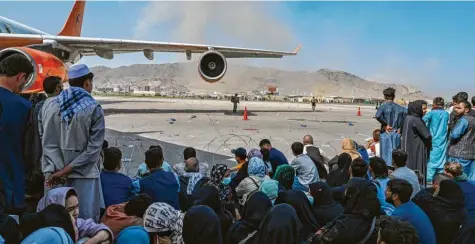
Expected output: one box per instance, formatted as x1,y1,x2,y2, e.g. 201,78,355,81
131,147,180,209
100,147,133,208
0,53,41,214
386,178,436,244
260,139,288,174
448,100,475,180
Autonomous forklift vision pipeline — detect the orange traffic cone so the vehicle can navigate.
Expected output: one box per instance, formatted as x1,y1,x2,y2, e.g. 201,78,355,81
357,106,362,116
243,106,248,120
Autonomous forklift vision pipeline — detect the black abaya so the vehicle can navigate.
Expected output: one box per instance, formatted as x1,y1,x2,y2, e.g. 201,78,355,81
401,100,431,184
255,204,303,244
183,205,222,244
225,192,272,244
275,190,320,240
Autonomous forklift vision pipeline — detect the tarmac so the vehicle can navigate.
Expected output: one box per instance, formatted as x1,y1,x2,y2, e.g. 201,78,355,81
98,96,381,176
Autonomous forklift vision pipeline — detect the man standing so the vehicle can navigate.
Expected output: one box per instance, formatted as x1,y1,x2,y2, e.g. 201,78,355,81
311,97,317,111
448,100,475,180
422,97,449,183
35,76,63,119
231,93,239,113
375,87,407,166
40,64,105,221
449,92,468,132
302,135,328,180
0,54,40,214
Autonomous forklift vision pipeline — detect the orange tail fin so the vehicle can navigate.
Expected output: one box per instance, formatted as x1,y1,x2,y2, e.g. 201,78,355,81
58,0,86,36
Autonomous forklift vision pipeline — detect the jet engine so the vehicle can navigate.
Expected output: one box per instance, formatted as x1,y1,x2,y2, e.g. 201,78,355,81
198,50,227,83
0,47,68,94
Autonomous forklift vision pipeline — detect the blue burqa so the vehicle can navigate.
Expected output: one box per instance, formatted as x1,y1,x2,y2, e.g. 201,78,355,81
375,101,407,166
422,108,449,182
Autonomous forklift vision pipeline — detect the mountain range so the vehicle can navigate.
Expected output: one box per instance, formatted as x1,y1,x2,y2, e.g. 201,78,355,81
90,62,429,100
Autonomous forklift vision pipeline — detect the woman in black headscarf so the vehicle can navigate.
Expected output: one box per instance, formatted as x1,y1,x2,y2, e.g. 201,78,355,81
327,153,352,187
309,182,344,226
195,186,234,240
255,203,303,244
20,204,76,242
308,178,380,244
275,190,320,240
183,205,222,244
401,100,431,185
225,192,272,244
413,179,467,244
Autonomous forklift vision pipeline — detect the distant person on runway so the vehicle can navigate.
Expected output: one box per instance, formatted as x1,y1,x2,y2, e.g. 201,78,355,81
311,97,317,111
231,94,239,113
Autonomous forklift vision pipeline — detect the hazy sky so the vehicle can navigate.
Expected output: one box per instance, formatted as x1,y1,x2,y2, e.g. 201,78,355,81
1,1,474,96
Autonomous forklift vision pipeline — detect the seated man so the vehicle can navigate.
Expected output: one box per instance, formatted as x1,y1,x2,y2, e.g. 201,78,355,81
178,157,210,211
290,142,319,191
134,145,172,178
173,147,209,177
386,179,436,244
132,147,180,210
389,149,420,198
101,147,133,208
377,216,419,244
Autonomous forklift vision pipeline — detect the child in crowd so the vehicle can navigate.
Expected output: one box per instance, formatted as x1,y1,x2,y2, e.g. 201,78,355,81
101,147,133,208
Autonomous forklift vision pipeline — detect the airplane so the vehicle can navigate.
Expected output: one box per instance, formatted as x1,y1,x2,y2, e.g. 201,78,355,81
0,0,300,94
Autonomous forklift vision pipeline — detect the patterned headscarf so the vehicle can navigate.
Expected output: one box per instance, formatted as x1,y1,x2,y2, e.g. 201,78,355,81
182,172,203,195
247,148,263,160
210,164,232,201
273,165,295,190
248,157,267,178
144,202,185,244
56,87,98,125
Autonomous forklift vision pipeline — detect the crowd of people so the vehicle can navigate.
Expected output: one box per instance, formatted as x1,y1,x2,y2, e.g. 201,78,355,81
0,53,475,244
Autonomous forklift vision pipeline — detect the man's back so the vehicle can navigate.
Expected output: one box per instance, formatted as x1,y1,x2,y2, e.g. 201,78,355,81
376,101,407,130
139,170,179,209
40,95,104,178
390,167,420,198
392,201,436,244
291,154,319,186
269,148,288,171
100,171,132,207
0,87,32,209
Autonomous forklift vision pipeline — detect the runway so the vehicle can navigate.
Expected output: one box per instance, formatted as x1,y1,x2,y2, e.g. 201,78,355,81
99,96,380,176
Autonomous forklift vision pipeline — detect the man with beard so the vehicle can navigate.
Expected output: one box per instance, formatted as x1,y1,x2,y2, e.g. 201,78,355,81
448,100,475,180
0,54,41,215
449,92,468,132
385,179,436,244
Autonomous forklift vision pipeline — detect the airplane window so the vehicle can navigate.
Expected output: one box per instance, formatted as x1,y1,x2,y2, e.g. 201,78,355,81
4,24,12,33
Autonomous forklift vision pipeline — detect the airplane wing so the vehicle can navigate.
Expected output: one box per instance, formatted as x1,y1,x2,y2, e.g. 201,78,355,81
0,34,300,59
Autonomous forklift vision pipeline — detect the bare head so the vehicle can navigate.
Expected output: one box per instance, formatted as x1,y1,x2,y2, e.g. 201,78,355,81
185,157,200,172
0,53,34,93
303,135,313,145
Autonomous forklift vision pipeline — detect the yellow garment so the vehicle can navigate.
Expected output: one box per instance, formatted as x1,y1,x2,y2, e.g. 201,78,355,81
231,161,245,171
341,138,361,160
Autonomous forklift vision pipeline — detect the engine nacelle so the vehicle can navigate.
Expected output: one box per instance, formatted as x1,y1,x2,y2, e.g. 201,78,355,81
198,50,227,83
0,47,68,94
